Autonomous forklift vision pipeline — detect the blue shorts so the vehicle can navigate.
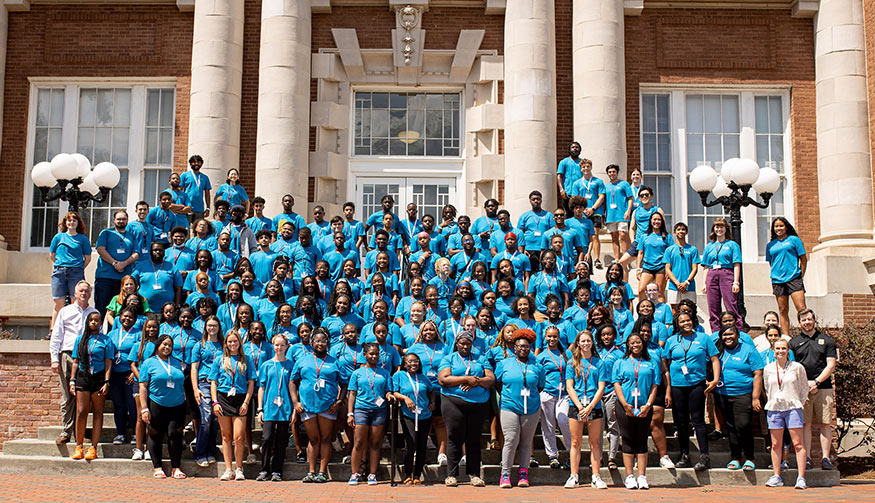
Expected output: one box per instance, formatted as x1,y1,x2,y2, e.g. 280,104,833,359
353,407,388,426
766,409,804,430
51,266,85,299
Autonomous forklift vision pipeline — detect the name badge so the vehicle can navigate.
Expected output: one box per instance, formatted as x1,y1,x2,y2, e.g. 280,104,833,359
610,203,618,209
427,370,436,378
631,388,642,398
274,397,283,407
227,387,237,396
316,378,326,389
712,263,722,269
520,389,531,397
115,352,122,364
166,381,175,389
117,248,126,254
412,406,422,415
534,231,542,236
375,397,385,407
681,364,689,375
585,193,592,199
153,284,162,291
160,233,168,239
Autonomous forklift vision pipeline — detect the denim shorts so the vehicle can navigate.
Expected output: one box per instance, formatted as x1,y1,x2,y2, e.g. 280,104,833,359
51,266,85,299
353,407,388,426
766,409,804,430
301,410,337,422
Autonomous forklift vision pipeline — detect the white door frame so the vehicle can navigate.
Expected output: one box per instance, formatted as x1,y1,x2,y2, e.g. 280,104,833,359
348,158,466,217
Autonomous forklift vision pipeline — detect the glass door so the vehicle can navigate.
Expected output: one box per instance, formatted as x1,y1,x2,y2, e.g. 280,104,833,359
356,177,457,228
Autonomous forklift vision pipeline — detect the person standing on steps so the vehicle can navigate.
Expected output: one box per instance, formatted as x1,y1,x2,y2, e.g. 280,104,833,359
763,339,809,490
256,334,295,482
210,329,256,481
180,154,212,225
49,280,98,445
557,141,583,212
570,158,605,269
69,311,114,461
49,212,92,332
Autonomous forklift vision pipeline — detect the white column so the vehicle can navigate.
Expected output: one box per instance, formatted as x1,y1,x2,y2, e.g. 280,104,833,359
503,0,557,218
188,0,244,185
256,0,311,217
572,0,626,175
813,0,875,251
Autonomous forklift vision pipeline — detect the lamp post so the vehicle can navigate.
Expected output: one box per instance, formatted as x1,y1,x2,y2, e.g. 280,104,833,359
30,153,121,213
688,158,782,329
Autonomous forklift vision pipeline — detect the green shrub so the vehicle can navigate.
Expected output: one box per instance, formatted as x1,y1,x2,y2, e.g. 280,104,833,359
834,321,875,454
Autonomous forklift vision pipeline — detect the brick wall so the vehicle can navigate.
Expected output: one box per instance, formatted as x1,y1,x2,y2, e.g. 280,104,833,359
842,293,875,325
2,5,193,251
555,0,572,199
238,0,261,198
0,352,60,450
624,9,819,251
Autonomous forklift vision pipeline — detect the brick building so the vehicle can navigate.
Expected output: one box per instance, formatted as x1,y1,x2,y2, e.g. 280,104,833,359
0,0,870,331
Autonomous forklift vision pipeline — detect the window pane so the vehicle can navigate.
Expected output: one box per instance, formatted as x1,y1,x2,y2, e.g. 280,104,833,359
687,134,703,168
48,130,63,160
703,95,722,133
159,130,173,165
755,96,769,134
354,92,462,157
160,90,174,127
34,129,48,162
642,95,656,132
686,95,703,133
50,90,65,127
77,127,95,161
372,109,389,138
722,96,739,133
96,89,114,126
756,135,769,168
642,134,656,171
724,134,740,159
94,127,111,163
114,90,132,126
705,134,722,163
79,89,96,127
770,135,783,165
656,94,670,131
372,92,389,108
37,89,51,127
769,97,783,134
112,127,129,165
657,133,671,172
145,129,158,165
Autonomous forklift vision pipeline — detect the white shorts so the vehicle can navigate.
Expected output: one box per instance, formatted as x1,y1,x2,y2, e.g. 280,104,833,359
300,410,337,422
606,221,629,233
666,289,697,304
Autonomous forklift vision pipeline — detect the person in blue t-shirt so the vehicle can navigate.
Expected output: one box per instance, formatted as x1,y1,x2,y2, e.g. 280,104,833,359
180,155,212,222
167,173,192,230
701,218,743,333
518,191,555,272
346,342,394,485
663,222,700,311
663,311,720,471
138,333,187,479
107,308,141,444
611,333,661,489
570,158,605,269
134,242,183,309
271,194,307,242
50,212,92,328
245,196,272,234
69,312,114,461
527,251,570,314
147,191,176,245
713,324,764,470
364,194,403,238
209,330,256,481
765,217,808,337
633,320,675,469
603,164,634,267
470,198,501,253
556,141,583,210
213,168,249,213
619,185,662,270
94,209,140,317
392,352,436,484
537,325,571,469
255,333,293,481
190,315,223,466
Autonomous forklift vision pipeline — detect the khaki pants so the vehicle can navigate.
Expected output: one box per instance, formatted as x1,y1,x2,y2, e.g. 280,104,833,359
58,352,76,437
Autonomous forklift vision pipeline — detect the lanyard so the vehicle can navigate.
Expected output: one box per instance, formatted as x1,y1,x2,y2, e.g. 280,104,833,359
580,356,594,389
345,343,359,367
406,219,417,237
189,169,201,190
543,271,556,290
157,356,173,377
273,360,286,396
450,319,461,338
179,328,194,359
632,357,642,386
405,371,420,402
457,353,474,375
423,341,436,364
776,360,790,390
365,366,378,395
150,261,163,285
713,241,725,263
228,302,238,325
679,333,694,365
516,358,529,388
545,348,563,375
250,341,264,368
228,356,240,385
313,353,327,380
87,336,100,370
318,280,328,299
117,328,133,351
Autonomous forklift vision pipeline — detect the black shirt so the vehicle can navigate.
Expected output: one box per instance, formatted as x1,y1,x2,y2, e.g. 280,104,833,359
789,330,836,389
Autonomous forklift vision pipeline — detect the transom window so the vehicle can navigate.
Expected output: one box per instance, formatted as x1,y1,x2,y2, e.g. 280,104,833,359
354,92,461,157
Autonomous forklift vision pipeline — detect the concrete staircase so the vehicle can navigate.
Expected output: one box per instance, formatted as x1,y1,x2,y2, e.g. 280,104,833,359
0,406,841,486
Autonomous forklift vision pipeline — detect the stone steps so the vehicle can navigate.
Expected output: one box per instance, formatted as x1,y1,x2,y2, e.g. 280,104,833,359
0,454,840,487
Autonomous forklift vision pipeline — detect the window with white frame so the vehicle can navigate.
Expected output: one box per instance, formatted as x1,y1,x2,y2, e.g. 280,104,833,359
26,83,175,248
639,89,792,260
354,92,461,157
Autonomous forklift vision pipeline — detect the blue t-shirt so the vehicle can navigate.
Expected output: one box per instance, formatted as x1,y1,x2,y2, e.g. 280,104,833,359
663,243,701,291
570,176,606,215
716,343,764,396
348,366,391,410
127,340,157,366
564,356,605,409
343,219,366,248
258,358,294,421
518,210,554,252
450,250,488,280
95,229,138,279
50,232,92,268
701,240,742,269
138,355,186,407
632,205,660,239
537,319,575,349
365,211,402,237
134,261,183,310
438,352,492,403
604,180,633,223
108,325,140,372
249,250,278,285
398,218,422,246
490,250,530,281
406,342,448,386
765,235,806,284
165,246,195,274
487,226,520,254
759,347,795,365
324,248,360,281
185,235,218,255
243,340,275,377
272,212,307,238
214,183,249,207
541,226,584,261
171,327,202,365
637,232,673,271
537,348,567,397
146,207,174,244
126,221,153,262
495,357,545,415
611,356,661,410
663,332,719,386
527,271,570,312
557,156,582,193
470,215,500,251
192,340,223,380
331,342,364,382
208,354,256,394
169,189,191,230
179,170,212,213
72,333,116,374
291,353,344,413
246,215,272,234
392,371,434,420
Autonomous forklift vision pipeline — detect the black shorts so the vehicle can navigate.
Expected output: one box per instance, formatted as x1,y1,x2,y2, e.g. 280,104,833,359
568,404,604,421
590,214,604,229
431,393,443,418
772,276,804,297
217,390,247,417
643,265,666,276
652,382,667,408
75,371,106,393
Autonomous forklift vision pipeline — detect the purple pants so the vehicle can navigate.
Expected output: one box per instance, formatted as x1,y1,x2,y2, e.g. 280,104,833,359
705,267,743,333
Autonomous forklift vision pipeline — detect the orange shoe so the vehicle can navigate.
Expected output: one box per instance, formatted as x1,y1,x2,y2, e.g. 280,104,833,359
84,446,98,460
71,445,85,460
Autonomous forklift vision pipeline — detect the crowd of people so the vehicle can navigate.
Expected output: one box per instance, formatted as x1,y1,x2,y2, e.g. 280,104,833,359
45,150,835,489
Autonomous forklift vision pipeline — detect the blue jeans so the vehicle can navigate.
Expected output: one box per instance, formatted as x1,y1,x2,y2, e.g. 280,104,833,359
109,371,137,436
194,379,219,460
51,266,84,299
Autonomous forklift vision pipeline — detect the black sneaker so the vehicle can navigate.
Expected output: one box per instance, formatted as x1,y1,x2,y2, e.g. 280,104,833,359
694,454,711,472
805,457,813,470
256,471,269,482
529,456,539,468
296,451,307,464
271,472,282,482
676,453,691,468
550,458,561,469
821,458,835,470
707,430,725,440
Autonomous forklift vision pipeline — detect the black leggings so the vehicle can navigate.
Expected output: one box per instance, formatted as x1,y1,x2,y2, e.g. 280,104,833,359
261,420,290,474
616,403,653,454
714,393,754,461
147,400,186,469
441,395,487,477
671,381,708,455
400,415,432,478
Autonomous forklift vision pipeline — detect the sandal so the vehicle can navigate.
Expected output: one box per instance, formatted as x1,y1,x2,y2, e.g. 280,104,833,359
488,439,500,450
171,469,187,479
153,469,167,479
608,459,618,470
412,479,423,485
403,477,414,485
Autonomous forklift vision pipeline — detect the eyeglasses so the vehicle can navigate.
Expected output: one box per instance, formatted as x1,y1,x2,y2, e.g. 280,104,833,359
554,214,566,218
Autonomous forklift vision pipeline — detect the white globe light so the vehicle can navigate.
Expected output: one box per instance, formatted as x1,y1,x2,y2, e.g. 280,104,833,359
31,161,56,188
92,162,121,188
50,153,79,181
753,166,781,195
70,153,92,180
79,173,100,196
713,176,732,198
689,164,718,193
732,158,761,186
720,158,740,185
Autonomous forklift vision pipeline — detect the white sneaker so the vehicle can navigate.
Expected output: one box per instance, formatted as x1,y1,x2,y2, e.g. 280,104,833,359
659,455,675,469
592,474,608,489
131,448,143,461
245,453,257,464
144,450,151,461
367,474,378,485
207,456,217,464
437,453,448,466
637,475,649,489
624,474,638,489
220,469,233,481
460,455,466,466
564,473,579,488
235,468,245,480
196,458,209,467
251,442,260,452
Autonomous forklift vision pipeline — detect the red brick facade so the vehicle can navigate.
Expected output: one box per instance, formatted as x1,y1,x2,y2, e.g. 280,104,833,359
0,352,60,450
624,8,819,251
842,293,875,325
